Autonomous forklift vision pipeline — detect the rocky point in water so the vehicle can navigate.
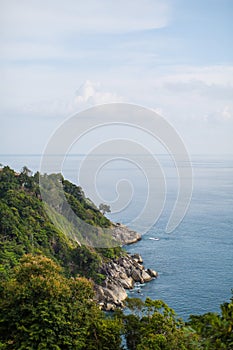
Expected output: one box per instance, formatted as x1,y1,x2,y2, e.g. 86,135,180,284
111,223,141,245
95,224,158,311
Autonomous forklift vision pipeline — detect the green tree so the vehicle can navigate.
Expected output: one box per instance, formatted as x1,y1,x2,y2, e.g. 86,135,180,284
188,290,233,349
122,298,198,350
18,166,33,190
85,312,123,350
99,203,111,215
0,166,20,195
0,254,96,349
21,166,32,177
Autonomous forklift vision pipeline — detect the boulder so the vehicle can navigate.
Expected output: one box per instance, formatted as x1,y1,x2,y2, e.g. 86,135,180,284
119,273,134,289
131,268,144,283
95,282,127,308
141,270,152,282
146,269,158,278
110,282,128,303
95,285,105,300
136,263,144,271
131,253,143,263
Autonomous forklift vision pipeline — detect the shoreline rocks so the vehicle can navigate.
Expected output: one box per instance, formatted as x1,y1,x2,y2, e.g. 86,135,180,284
94,253,158,311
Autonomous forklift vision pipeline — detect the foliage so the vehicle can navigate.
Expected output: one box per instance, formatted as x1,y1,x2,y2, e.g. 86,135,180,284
0,257,232,350
0,165,122,282
85,311,123,350
96,246,124,260
63,180,111,228
0,254,123,350
99,203,111,215
188,290,233,349
0,254,92,349
121,298,200,350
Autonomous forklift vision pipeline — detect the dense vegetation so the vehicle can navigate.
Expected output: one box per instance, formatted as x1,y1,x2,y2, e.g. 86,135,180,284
0,254,123,350
0,254,232,349
121,296,233,350
0,165,232,349
0,165,119,282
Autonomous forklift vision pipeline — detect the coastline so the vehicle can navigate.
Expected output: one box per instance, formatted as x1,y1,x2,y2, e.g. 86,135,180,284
95,224,158,311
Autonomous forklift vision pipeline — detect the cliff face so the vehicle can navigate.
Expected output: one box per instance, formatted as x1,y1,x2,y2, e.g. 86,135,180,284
95,253,158,311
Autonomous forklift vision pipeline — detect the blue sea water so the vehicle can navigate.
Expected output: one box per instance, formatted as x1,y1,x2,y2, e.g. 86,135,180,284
1,154,233,320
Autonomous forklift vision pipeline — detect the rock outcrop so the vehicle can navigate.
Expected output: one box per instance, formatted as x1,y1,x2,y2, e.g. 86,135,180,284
94,253,158,311
111,223,141,245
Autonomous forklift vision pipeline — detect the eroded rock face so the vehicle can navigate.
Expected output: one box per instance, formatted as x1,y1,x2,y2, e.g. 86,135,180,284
111,223,141,245
95,253,158,311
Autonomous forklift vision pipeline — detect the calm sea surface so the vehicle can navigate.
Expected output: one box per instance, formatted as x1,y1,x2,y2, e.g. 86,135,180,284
1,154,233,320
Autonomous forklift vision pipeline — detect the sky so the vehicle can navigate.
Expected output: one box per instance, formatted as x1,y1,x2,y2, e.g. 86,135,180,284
1,0,233,155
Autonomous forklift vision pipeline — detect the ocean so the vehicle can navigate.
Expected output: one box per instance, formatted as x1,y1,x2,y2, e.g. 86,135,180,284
1,153,233,320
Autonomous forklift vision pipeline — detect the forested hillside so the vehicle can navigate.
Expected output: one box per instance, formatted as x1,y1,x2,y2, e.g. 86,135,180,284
0,165,232,349
0,165,118,282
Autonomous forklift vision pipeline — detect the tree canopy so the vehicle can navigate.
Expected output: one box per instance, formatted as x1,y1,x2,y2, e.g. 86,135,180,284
0,166,117,282
0,254,123,350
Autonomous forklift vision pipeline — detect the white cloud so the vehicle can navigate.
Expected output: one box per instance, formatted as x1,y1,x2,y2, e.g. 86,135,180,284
1,0,171,40
68,81,123,113
163,79,233,101
221,106,232,121
200,106,233,124
75,80,122,104
74,81,99,104
1,42,80,61
157,65,233,86
19,81,123,117
0,0,172,68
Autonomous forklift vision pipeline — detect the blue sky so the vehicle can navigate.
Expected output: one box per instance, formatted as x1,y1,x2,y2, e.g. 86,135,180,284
1,0,233,154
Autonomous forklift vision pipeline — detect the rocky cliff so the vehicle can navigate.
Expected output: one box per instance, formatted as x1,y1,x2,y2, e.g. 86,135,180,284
95,253,158,311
